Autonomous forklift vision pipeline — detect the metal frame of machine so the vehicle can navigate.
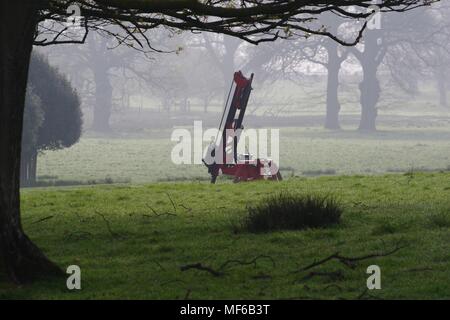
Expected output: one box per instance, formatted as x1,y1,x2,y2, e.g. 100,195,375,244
202,71,282,183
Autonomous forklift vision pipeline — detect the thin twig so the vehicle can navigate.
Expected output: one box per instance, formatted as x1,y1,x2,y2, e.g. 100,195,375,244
251,273,272,280
357,288,369,300
160,279,187,286
145,204,177,217
31,215,54,224
179,204,192,213
297,270,344,283
322,284,343,292
295,252,340,272
64,231,92,241
165,192,177,213
180,263,224,277
295,242,407,273
153,261,165,271
184,288,192,300
219,255,276,271
356,288,384,300
94,210,121,239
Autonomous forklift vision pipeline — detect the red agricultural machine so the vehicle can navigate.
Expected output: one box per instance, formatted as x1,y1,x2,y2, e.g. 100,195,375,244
202,71,282,184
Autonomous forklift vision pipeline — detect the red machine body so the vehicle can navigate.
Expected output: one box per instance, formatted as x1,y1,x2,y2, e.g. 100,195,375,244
203,71,282,183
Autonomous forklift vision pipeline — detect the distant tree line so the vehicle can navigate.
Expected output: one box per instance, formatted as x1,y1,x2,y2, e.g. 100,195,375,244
45,4,450,133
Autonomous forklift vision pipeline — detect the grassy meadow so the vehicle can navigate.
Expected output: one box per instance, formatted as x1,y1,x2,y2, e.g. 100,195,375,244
1,172,450,299
2,114,450,299
36,126,450,185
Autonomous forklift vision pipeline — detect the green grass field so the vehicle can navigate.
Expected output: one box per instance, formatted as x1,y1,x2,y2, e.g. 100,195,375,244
36,127,450,184
2,172,450,299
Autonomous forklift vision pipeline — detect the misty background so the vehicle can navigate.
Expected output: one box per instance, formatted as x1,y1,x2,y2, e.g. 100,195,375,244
24,4,450,186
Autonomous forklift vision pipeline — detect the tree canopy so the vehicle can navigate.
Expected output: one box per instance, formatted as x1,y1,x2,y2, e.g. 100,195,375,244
35,0,435,49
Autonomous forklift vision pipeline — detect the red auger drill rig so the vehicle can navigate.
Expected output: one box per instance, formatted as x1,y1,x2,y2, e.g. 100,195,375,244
202,71,282,184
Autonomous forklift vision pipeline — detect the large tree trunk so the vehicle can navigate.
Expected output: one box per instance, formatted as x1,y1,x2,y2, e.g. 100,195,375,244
29,150,38,185
0,1,62,283
20,154,30,187
20,150,38,187
436,69,448,109
357,31,382,132
203,97,209,113
92,67,113,132
324,42,342,130
358,63,380,131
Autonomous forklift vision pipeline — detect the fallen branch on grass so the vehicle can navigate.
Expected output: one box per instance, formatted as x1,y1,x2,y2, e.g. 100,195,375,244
94,210,122,239
164,192,194,214
356,288,384,300
180,263,224,277
322,284,343,292
251,273,272,280
144,193,193,218
405,267,434,273
297,270,345,283
144,204,177,218
160,279,187,286
180,254,276,278
165,192,177,213
31,215,54,224
295,241,407,273
72,211,88,223
219,255,276,271
179,204,192,213
64,231,92,241
153,261,166,271
356,288,369,300
184,288,192,300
